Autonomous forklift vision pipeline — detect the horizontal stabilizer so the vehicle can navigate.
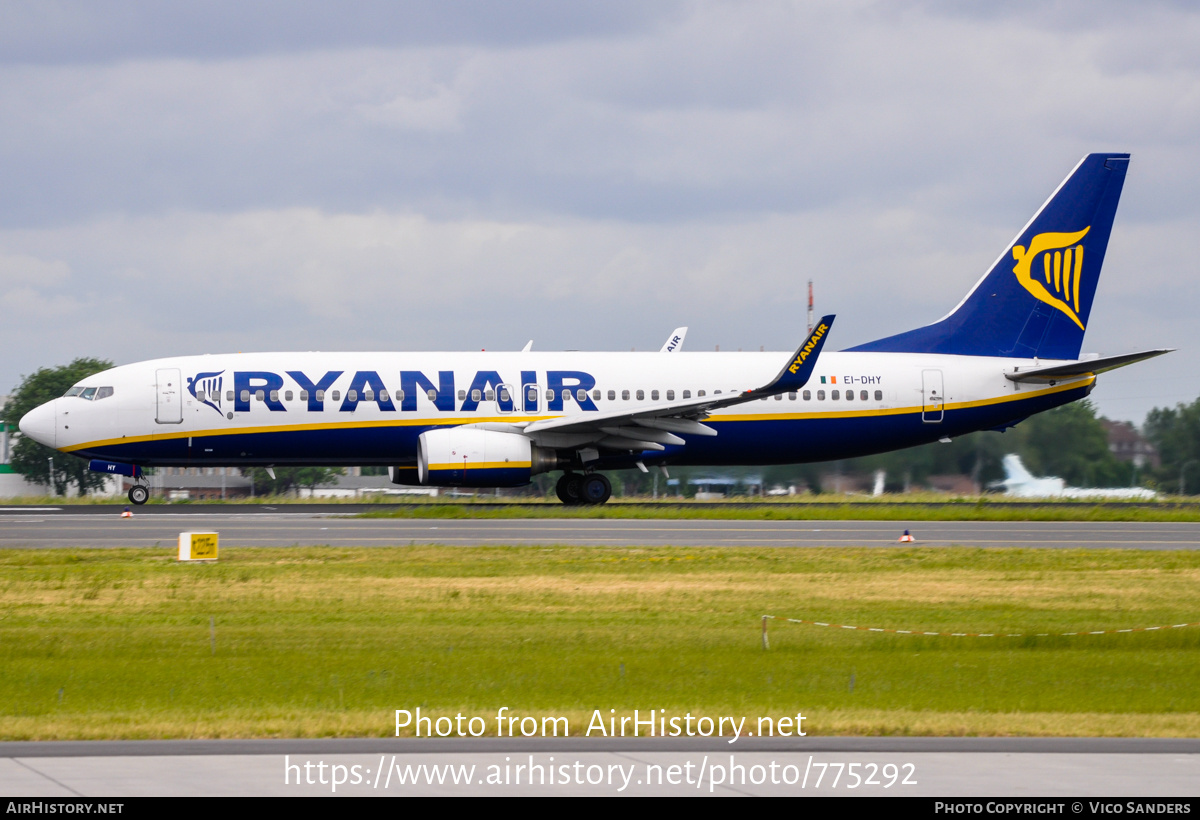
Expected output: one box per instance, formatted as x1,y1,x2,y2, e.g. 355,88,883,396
1006,349,1173,383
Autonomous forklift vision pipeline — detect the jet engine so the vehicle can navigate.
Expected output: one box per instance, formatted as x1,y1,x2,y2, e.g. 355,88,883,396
417,428,556,487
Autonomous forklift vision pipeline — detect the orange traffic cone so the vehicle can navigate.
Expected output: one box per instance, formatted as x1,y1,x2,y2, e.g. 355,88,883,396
898,529,914,543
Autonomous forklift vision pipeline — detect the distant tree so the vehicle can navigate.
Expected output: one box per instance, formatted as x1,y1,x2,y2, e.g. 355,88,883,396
246,466,344,497
1015,400,1128,488
2,358,114,495
826,398,1131,492
294,467,344,495
1144,398,1200,494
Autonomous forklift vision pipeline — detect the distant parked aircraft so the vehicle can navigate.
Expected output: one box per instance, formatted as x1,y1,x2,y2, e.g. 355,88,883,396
996,454,1157,499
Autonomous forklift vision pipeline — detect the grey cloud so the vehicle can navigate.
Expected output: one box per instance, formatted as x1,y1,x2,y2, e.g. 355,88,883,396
0,1,675,64
1,1,1199,424
1,3,1194,230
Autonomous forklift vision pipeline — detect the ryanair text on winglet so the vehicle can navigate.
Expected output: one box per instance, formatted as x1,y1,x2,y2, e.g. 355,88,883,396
787,323,828,375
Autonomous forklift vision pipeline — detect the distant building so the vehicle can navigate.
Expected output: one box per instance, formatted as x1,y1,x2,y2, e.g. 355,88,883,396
138,467,252,501
816,468,875,494
1101,420,1159,469
298,473,438,498
0,418,43,496
1,398,47,496
926,474,981,495
686,475,763,499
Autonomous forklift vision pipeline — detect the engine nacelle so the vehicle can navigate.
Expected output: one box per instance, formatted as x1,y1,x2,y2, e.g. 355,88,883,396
417,428,555,487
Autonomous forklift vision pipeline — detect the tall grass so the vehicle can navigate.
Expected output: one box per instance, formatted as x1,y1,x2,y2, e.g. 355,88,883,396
2,546,1198,739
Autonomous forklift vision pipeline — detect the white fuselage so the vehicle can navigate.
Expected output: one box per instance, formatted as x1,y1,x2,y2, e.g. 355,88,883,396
25,349,1094,471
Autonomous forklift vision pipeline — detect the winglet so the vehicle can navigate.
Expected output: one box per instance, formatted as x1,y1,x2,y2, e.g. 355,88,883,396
758,314,834,394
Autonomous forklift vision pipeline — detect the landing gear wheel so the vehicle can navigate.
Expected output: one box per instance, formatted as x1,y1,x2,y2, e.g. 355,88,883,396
581,474,612,505
555,473,584,505
128,485,149,505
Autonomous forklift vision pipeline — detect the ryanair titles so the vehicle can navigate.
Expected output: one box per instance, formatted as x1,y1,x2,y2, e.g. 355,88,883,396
787,322,829,375
187,369,598,416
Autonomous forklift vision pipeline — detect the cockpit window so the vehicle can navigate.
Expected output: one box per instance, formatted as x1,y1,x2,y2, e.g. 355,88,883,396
63,386,114,400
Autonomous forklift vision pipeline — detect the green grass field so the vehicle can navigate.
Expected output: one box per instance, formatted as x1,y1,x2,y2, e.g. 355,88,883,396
2,545,1199,740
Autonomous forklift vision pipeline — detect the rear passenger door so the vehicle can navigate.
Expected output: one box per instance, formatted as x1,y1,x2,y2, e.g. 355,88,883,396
922,369,944,423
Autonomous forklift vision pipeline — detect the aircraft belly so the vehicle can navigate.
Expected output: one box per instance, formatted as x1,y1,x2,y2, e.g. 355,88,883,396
673,384,1088,465
84,424,427,466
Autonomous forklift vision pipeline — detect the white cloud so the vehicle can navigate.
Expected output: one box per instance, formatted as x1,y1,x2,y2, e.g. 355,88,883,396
0,252,71,287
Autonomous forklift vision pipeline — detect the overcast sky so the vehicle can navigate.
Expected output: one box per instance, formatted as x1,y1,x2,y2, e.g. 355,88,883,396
2,1,1198,424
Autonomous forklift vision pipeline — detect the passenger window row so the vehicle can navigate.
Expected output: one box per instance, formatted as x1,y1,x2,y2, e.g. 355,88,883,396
194,384,886,407
801,389,883,401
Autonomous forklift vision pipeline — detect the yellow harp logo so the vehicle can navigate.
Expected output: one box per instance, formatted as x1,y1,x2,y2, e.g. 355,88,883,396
1011,227,1090,330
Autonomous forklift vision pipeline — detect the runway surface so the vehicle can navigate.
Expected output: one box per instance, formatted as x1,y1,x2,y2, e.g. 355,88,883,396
3,738,1199,796
3,506,1200,549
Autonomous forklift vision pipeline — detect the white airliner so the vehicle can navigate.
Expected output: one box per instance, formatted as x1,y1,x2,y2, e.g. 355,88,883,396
19,153,1171,506
995,454,1157,499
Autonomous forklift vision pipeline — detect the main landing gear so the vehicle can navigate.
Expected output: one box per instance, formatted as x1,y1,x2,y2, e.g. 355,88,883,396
128,484,150,505
555,472,612,506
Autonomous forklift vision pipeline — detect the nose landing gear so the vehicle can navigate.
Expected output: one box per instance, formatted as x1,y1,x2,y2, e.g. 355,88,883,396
555,472,612,506
128,484,150,505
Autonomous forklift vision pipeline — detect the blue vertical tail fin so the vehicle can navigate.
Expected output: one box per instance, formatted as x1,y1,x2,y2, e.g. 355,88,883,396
848,153,1130,359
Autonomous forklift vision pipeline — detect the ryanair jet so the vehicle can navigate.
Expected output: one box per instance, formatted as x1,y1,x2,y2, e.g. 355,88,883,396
18,153,1170,506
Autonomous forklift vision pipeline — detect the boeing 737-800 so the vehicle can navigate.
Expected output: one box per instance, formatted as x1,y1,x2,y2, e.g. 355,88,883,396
18,153,1170,505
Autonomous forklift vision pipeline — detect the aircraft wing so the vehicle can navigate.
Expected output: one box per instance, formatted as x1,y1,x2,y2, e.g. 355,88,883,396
1006,349,1173,383
520,316,834,452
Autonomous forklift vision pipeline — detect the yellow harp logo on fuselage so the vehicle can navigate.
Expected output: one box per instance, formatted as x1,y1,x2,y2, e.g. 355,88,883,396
1011,227,1090,330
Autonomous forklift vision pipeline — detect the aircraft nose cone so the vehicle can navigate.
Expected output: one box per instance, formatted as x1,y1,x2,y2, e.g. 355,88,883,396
19,401,55,449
